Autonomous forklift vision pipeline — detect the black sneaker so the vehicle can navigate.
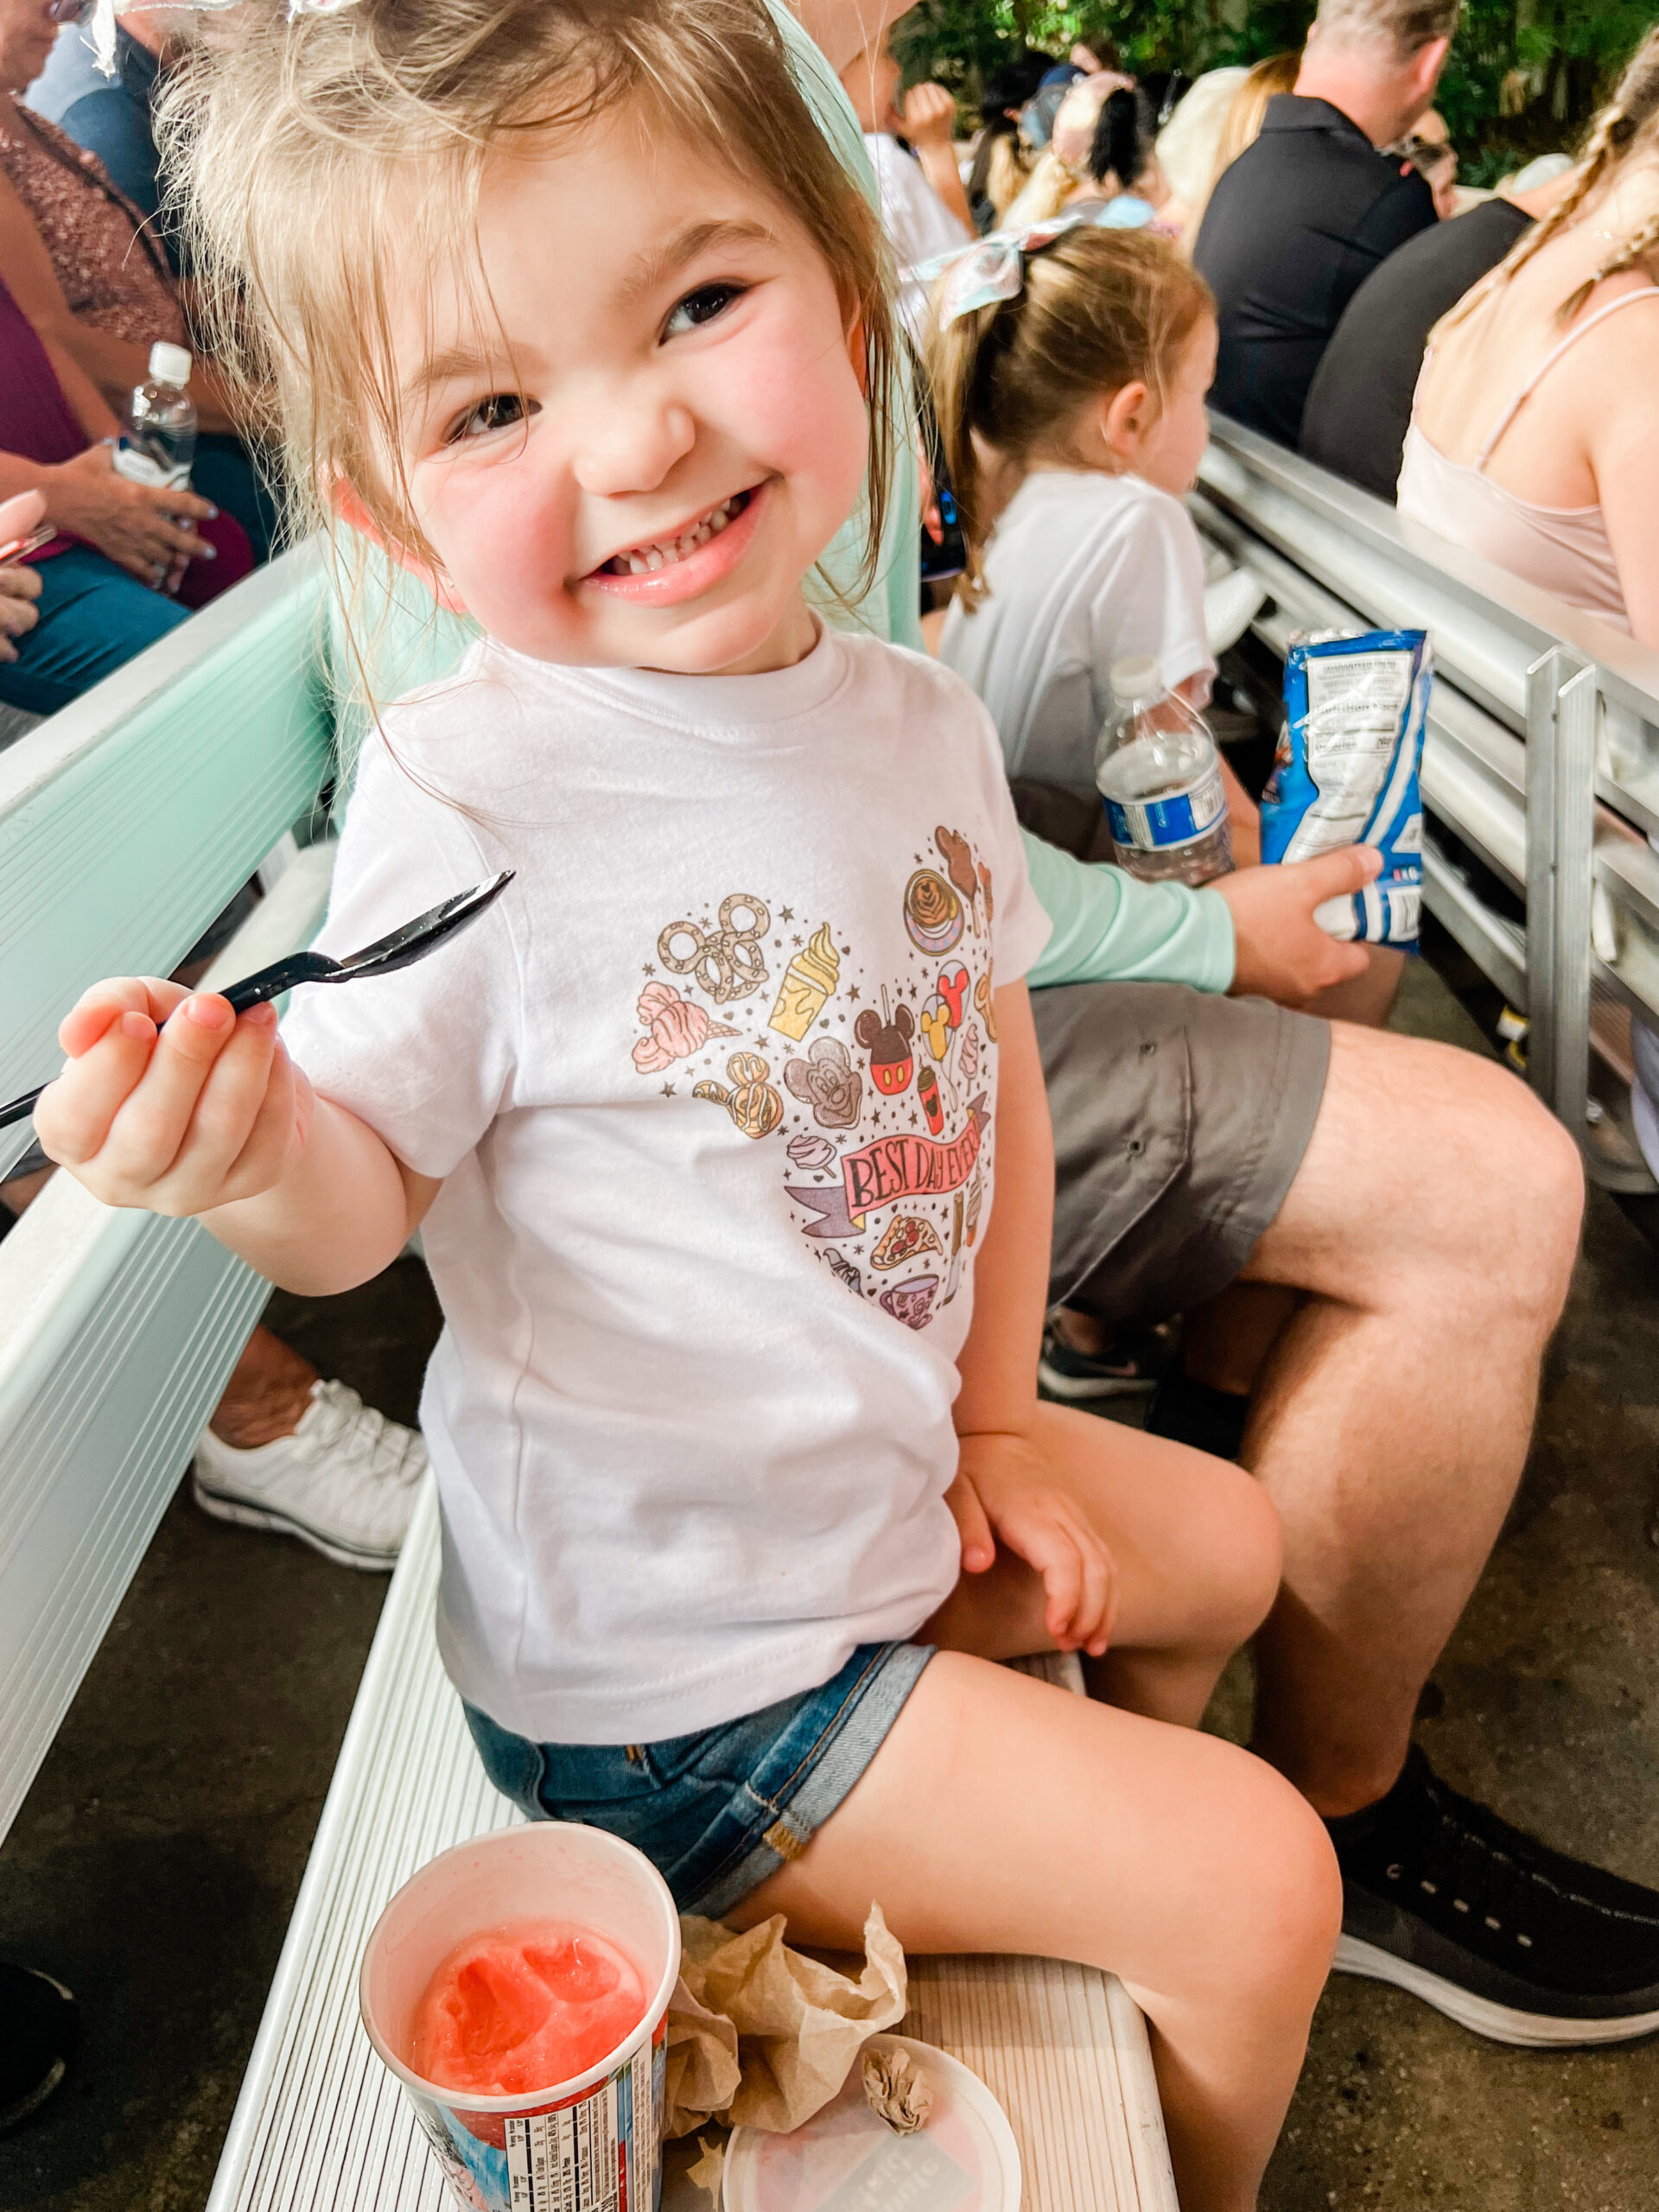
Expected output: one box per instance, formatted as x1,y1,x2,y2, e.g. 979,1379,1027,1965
1038,1321,1174,1402
1332,1747,1659,2045
0,1963,77,2133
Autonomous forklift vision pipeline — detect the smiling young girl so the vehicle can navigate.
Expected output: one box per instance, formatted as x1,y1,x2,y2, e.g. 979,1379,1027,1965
35,4,1339,2201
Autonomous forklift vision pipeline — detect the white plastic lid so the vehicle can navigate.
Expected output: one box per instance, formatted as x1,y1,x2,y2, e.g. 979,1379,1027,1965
1110,653,1163,702
148,341,193,388
722,2035,1020,2212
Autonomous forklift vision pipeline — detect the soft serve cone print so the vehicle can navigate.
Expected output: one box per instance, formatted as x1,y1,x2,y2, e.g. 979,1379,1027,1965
769,923,841,1041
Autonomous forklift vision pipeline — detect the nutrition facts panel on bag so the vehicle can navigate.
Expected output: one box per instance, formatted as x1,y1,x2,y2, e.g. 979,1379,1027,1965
504,2046,656,2212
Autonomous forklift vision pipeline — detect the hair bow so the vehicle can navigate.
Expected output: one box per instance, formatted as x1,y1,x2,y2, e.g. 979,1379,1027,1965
916,197,1154,327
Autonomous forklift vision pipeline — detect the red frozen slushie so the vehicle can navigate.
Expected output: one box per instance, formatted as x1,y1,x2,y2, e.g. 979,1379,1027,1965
410,1916,648,2098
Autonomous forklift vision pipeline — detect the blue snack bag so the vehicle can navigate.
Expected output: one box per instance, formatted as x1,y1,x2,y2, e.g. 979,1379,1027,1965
1260,628,1431,945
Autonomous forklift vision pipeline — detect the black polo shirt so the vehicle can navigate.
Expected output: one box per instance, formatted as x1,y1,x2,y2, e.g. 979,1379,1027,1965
1193,94,1437,448
1300,197,1533,500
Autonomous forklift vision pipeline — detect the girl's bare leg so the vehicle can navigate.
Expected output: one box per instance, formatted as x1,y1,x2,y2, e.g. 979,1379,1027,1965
737,1658,1340,2212
735,1410,1336,2210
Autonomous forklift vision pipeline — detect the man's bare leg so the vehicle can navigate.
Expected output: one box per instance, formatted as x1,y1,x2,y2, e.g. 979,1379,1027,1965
1203,1023,1582,1816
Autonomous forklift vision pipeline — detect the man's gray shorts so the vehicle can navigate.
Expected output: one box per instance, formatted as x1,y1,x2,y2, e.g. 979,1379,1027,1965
1033,981,1331,1335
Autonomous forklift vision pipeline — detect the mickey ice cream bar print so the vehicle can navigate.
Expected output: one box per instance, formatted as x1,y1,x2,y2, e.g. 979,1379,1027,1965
630,829,997,1330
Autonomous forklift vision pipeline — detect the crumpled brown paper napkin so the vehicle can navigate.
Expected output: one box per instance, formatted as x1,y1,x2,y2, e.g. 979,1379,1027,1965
664,1904,906,2137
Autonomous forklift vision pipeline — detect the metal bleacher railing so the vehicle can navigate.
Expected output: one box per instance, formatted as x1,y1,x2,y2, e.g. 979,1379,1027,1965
1195,413,1659,1196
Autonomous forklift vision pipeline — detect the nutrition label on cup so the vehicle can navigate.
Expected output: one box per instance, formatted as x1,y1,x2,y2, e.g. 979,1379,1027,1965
504,2044,656,2212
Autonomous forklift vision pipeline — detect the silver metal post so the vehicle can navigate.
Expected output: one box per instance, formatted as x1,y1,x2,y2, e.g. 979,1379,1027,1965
1525,648,1597,1139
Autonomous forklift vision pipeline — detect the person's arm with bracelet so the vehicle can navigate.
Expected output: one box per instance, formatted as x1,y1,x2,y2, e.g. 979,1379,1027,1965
1022,827,1383,1006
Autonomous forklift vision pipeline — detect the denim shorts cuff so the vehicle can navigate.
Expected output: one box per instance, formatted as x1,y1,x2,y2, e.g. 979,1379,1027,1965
687,1641,935,1922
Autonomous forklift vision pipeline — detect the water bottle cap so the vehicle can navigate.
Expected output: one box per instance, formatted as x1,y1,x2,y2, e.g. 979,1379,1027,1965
148,341,192,387
1110,654,1163,702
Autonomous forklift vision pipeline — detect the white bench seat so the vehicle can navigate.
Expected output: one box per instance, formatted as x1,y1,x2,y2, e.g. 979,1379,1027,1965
206,1483,1176,2212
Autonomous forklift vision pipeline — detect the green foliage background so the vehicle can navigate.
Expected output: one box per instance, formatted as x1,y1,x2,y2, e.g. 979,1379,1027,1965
890,0,1659,184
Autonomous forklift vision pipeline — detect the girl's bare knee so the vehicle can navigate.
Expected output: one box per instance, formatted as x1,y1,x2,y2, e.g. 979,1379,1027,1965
1220,1764,1343,1999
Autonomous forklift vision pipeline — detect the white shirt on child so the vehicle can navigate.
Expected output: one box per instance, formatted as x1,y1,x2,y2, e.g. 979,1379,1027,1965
938,468,1216,798
863,131,971,346
282,626,1049,1745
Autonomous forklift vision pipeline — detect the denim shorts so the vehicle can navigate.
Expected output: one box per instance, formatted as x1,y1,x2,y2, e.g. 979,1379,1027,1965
464,1641,934,1921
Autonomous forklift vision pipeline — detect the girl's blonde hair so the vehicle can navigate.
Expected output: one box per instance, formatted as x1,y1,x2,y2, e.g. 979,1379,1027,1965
160,0,898,608
1440,26,1659,334
926,226,1211,602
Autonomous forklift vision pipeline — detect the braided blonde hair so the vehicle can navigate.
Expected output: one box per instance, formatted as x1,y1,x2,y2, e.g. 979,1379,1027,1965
1441,28,1659,333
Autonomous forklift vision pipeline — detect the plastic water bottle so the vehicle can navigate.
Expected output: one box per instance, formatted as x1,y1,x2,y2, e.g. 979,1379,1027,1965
1095,655,1234,886
113,341,197,491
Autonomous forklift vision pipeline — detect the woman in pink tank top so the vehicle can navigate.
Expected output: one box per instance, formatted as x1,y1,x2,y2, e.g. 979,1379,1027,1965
1400,29,1659,645
1403,30,1659,1179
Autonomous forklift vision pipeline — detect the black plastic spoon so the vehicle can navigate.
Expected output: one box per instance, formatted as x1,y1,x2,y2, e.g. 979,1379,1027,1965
0,869,514,1130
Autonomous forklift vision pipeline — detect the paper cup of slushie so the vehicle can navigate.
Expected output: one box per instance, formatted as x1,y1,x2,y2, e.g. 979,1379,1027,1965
360,1824,680,2212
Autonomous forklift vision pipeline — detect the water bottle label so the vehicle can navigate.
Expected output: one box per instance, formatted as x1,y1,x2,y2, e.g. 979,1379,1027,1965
113,437,189,491
1103,762,1225,852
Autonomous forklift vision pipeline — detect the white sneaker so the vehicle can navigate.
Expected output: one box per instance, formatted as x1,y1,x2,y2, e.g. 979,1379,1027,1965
192,1378,428,1571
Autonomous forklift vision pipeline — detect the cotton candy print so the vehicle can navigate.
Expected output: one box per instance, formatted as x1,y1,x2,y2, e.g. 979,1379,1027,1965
629,830,997,1331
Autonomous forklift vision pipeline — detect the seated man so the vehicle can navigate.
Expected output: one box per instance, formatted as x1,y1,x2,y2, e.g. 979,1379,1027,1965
1193,0,1446,448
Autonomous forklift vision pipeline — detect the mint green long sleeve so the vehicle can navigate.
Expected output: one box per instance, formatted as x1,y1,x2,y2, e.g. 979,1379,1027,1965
1021,833,1236,993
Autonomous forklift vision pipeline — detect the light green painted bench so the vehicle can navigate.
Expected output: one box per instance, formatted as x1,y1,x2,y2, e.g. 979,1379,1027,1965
0,543,337,1840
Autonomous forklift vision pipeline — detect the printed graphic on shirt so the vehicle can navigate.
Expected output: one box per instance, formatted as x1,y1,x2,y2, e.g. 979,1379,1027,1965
631,830,996,1331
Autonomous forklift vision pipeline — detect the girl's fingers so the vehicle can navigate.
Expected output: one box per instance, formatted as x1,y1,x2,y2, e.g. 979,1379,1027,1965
34,1009,162,1166
1032,1519,1084,1647
141,1003,282,1203
944,1468,996,1573
215,1041,307,1205
59,976,187,1057
95,994,251,1187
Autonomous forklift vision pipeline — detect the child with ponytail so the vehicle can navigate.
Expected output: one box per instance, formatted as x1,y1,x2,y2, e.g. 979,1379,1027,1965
931,224,1257,848
33,5,1341,2202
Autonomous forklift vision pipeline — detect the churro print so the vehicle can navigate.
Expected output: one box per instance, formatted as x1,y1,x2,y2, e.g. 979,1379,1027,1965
630,830,997,1332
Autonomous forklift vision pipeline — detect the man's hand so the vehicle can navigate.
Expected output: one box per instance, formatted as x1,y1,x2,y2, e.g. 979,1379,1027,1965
946,1431,1118,1656
901,79,958,149
1215,846,1384,1006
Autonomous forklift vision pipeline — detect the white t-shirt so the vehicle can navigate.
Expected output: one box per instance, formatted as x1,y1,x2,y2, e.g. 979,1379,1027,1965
863,132,970,346
939,469,1216,798
283,626,1049,1745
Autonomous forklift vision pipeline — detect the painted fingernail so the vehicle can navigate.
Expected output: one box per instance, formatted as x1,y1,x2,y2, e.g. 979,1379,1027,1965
204,504,219,519
120,1010,155,1040
184,995,230,1028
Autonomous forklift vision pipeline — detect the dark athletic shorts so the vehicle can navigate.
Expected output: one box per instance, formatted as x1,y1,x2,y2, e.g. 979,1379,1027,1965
1033,979,1331,1335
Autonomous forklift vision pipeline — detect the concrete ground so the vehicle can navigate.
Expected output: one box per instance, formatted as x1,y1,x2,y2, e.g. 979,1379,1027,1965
3,956,1659,2211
